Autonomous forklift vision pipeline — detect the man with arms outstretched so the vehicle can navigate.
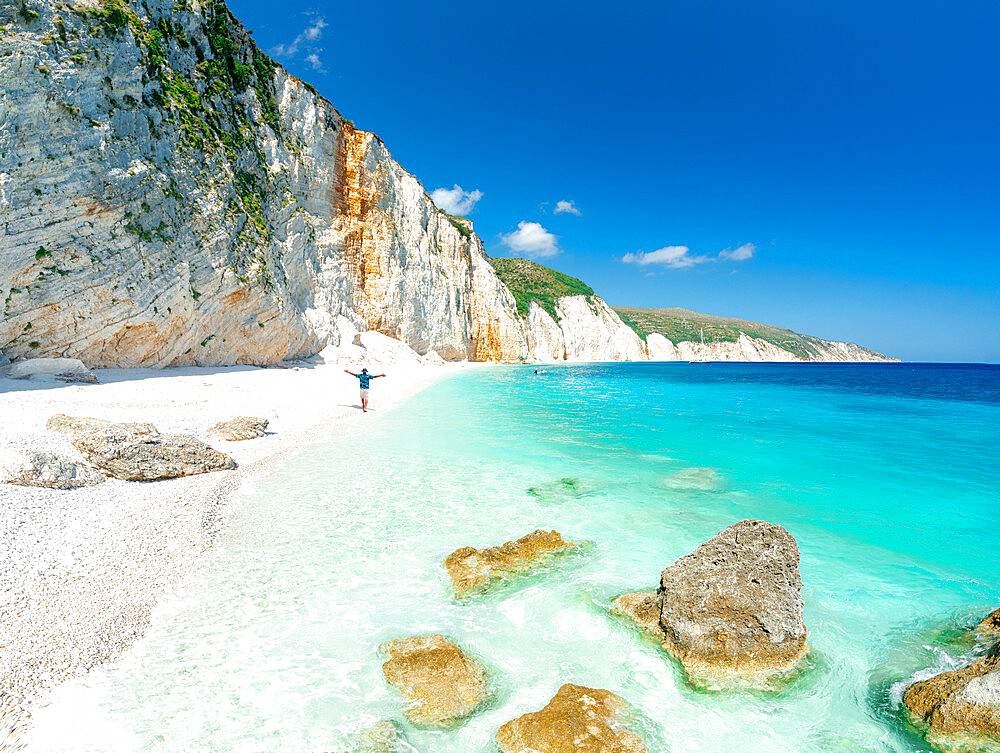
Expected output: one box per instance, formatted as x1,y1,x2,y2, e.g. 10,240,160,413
344,367,386,412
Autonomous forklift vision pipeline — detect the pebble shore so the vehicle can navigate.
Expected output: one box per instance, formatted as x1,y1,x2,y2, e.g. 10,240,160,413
0,349,464,750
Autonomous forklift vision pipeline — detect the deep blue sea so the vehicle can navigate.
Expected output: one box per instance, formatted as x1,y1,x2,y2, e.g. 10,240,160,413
30,363,1000,752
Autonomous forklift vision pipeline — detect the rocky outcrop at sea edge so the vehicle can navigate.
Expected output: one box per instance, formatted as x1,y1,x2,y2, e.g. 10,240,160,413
379,634,489,727
443,529,577,595
72,425,236,480
614,519,808,686
903,642,1000,750
495,683,647,753
975,610,1000,638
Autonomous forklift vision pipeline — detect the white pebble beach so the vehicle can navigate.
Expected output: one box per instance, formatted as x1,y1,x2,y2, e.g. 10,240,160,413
0,342,468,749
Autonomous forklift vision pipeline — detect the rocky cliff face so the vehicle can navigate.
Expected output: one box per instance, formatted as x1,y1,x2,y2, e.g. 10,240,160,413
0,0,894,367
1,0,530,366
645,331,890,362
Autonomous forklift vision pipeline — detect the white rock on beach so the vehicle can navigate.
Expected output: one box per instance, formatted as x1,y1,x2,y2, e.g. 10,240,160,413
207,417,269,441
0,449,105,489
3,358,91,380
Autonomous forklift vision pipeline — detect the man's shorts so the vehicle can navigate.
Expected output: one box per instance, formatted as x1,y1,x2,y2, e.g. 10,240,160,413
360,388,369,399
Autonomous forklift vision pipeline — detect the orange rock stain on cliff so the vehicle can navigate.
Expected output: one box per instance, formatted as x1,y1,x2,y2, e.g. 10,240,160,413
331,123,395,337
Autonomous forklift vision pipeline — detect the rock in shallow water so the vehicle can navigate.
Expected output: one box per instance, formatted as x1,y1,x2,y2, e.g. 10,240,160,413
495,683,647,753
443,529,577,595
615,519,807,686
975,610,1000,638
71,427,236,481
903,643,1000,749
206,416,269,441
0,449,105,488
379,634,488,727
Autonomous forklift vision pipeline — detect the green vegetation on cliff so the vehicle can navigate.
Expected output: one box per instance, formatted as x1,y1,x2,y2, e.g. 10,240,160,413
611,306,843,359
490,258,594,321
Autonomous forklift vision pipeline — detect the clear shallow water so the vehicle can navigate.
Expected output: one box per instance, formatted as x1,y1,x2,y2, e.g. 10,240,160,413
29,363,1000,753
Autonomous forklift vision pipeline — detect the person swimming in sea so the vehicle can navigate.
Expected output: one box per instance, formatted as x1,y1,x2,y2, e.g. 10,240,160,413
344,367,386,413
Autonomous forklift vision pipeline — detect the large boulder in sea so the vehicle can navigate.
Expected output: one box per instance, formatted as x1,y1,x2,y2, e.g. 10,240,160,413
0,449,105,489
495,683,647,753
379,634,488,727
443,529,577,595
71,426,236,481
206,416,269,441
613,519,808,686
903,642,1000,749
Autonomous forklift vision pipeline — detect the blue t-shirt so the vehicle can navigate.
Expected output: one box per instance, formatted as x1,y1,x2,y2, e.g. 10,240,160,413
356,373,373,389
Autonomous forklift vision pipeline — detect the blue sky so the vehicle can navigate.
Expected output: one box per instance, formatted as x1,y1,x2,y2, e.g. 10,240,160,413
232,0,999,361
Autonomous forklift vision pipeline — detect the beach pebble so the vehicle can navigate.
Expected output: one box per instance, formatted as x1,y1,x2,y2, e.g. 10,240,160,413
496,683,646,753
206,416,269,441
0,449,105,489
380,634,488,727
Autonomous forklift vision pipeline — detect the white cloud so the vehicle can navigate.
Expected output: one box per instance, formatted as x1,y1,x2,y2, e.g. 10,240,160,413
305,53,324,72
719,242,756,261
500,221,560,258
621,246,709,268
554,199,581,216
271,16,327,59
622,242,756,269
430,184,483,215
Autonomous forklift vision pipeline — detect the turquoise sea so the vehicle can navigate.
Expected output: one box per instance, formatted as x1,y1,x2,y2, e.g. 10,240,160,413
29,363,1000,752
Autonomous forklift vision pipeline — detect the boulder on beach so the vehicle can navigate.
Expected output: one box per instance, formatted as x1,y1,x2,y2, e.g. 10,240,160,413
206,416,269,441
495,683,647,753
0,449,105,489
975,610,1000,638
443,529,577,595
615,519,808,686
3,357,91,380
71,426,236,481
903,642,1000,747
46,414,157,438
379,634,488,727
55,371,99,384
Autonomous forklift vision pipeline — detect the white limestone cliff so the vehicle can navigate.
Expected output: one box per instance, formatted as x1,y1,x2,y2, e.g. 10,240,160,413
524,296,647,362
0,0,894,367
1,0,530,367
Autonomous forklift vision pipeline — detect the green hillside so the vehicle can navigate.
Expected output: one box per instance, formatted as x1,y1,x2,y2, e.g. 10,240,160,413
612,306,851,360
490,258,594,320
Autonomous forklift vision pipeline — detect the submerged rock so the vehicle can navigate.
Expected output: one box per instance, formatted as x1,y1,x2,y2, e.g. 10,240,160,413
443,529,577,595
495,683,646,753
615,519,808,686
659,467,727,493
0,449,105,489
206,416,269,441
46,414,157,438
71,427,236,481
379,634,488,727
526,477,599,504
975,610,1000,638
903,643,1000,749
350,720,403,753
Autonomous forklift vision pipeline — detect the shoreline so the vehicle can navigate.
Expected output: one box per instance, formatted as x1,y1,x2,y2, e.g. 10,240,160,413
0,353,470,749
